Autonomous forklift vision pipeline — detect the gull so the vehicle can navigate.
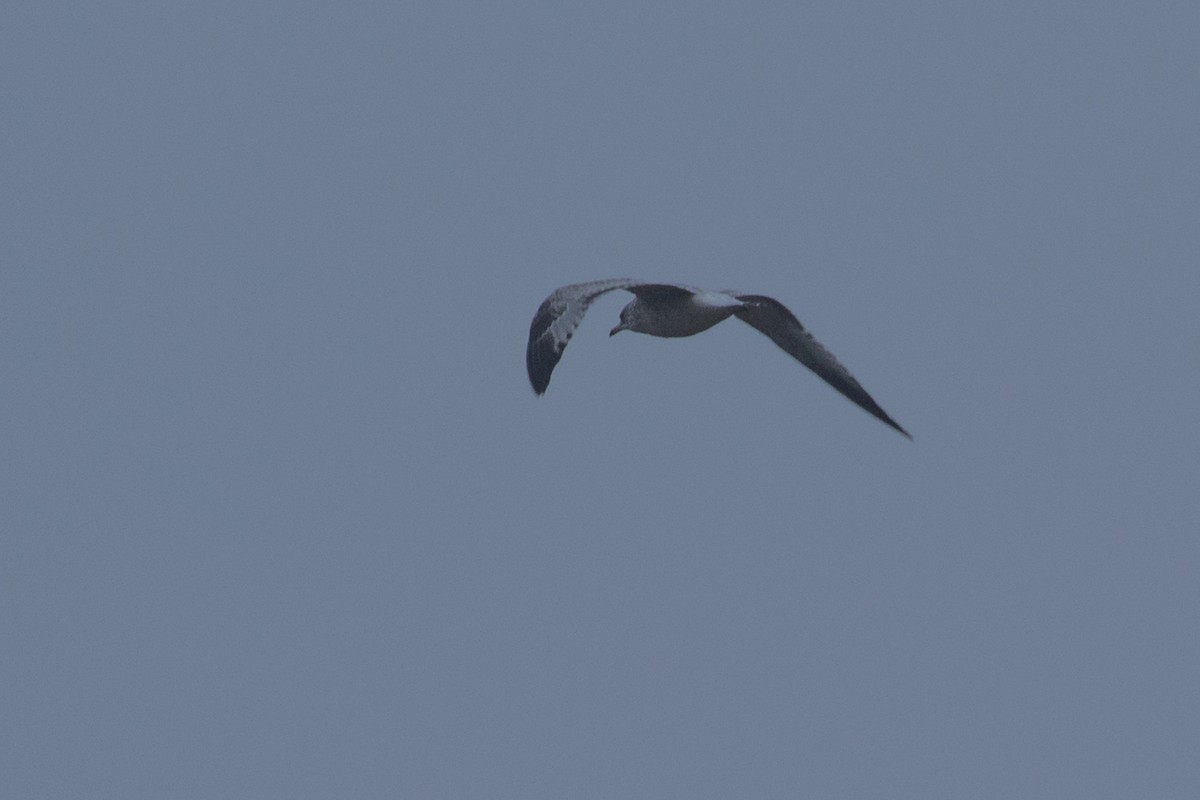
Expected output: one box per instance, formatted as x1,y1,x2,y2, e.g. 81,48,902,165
525,279,910,437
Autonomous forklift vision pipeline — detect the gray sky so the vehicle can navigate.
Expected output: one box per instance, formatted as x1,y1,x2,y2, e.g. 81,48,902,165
4,3,1199,798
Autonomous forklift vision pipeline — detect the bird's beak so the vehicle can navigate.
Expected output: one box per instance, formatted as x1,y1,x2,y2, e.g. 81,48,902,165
609,322,625,337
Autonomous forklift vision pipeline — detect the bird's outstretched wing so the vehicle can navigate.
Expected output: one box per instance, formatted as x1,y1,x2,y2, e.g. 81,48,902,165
733,295,910,437
526,279,642,394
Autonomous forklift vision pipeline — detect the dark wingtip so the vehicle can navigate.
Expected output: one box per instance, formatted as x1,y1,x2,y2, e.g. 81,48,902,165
526,358,550,395
526,343,552,395
873,408,911,439
880,413,912,439
855,394,911,439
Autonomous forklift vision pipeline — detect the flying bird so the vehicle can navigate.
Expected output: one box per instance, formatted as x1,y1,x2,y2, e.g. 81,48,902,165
525,279,910,438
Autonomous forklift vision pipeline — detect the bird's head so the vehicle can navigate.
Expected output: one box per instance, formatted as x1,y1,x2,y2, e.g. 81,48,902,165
609,305,633,336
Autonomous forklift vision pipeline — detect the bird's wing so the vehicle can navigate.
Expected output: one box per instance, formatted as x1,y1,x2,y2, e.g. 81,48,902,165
733,295,910,437
624,283,699,303
526,278,643,394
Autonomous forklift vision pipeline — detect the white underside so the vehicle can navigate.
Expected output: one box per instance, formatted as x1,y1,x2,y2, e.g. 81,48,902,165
632,292,743,337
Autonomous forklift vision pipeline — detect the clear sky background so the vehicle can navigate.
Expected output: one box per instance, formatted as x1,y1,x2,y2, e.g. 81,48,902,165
4,3,1198,798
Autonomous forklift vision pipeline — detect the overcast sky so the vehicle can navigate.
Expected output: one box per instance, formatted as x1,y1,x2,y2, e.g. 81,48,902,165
4,3,1199,798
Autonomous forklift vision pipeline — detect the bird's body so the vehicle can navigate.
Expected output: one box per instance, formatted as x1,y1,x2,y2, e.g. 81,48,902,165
526,279,910,438
609,284,743,337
